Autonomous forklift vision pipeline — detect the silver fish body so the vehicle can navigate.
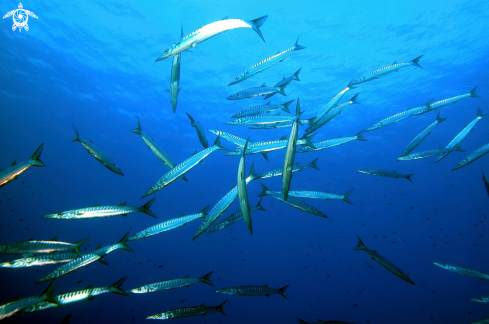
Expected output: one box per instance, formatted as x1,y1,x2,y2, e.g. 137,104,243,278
226,83,289,100
428,87,480,111
215,284,289,299
0,237,88,258
288,189,353,204
351,55,423,85
433,263,489,280
453,142,489,171
231,100,294,118
297,131,366,153
282,98,302,200
237,139,252,234
147,300,227,320
0,252,78,268
358,169,413,182
259,158,320,179
0,143,44,187
208,200,266,233
186,112,209,148
225,114,297,126
128,271,213,294
398,145,463,161
400,113,446,157
365,100,433,132
310,82,355,125
168,54,181,112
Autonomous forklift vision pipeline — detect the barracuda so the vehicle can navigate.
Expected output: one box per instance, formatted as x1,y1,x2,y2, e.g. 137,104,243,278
263,68,302,100
186,112,209,148
166,24,183,113
127,271,214,294
229,37,305,85
208,199,266,233
0,252,78,268
193,163,261,240
0,237,88,258
436,108,488,163
433,263,489,280
71,122,123,175
297,131,367,153
247,118,310,129
258,183,328,218
208,129,249,147
232,100,294,118
351,55,423,85
155,15,268,61
237,139,252,234
147,300,227,320
259,158,320,179
471,296,489,303
453,142,489,171
282,98,302,200
131,118,187,181
398,145,463,161
310,82,355,125
358,169,413,182
400,113,446,157
0,143,44,187
128,205,209,241
42,199,156,220
225,114,298,126
483,170,489,198
216,284,289,299
427,87,480,112
288,189,353,204
142,136,228,198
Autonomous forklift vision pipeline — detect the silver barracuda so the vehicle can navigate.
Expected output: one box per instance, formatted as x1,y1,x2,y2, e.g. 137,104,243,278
226,80,291,100
358,169,413,182
310,82,355,125
207,199,266,233
259,158,320,179
36,233,133,283
237,139,252,234
282,98,302,200
400,113,446,157
427,87,480,112
471,296,489,303
397,145,463,161
288,189,353,204
0,252,79,268
436,108,488,163
354,236,415,285
0,237,88,258
23,277,128,313
186,112,209,148
131,118,187,181
247,118,310,129
193,163,261,240
297,131,367,153
71,122,123,176
155,15,268,61
351,55,423,85
0,143,44,188
433,263,489,280
166,24,183,113
229,37,305,85
208,129,248,147
146,300,227,320
304,94,360,135
0,281,59,320
225,114,299,126
215,284,289,299
231,100,294,118
127,271,214,294
263,68,302,100
142,136,228,198
258,183,328,218
483,170,489,198
453,142,489,171
42,199,156,220
365,100,434,132
128,205,209,241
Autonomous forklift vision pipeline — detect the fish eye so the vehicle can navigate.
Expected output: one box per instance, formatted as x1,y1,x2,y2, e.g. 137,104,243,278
164,49,168,54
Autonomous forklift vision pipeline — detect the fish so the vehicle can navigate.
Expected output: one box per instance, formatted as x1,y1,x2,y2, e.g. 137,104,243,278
128,205,209,241
193,163,261,240
0,280,59,320
358,169,413,182
42,199,157,220
208,129,249,147
428,87,480,111
0,143,44,187
297,131,367,153
258,183,328,218
0,237,88,258
207,199,266,233
0,252,78,268
436,108,488,163
237,139,252,234
215,284,289,299
263,68,302,99
166,24,183,113
259,158,320,179
399,113,447,157
282,98,302,200
287,189,353,204
229,37,305,85
354,236,415,285
471,296,489,303
142,136,228,198
131,118,187,181
247,118,310,129
452,142,489,171
226,81,291,101
433,263,489,280
309,82,356,125
127,271,214,294
483,170,489,198
71,122,123,176
297,319,354,324
472,317,489,324
231,100,294,118
351,55,423,85
155,15,268,61
225,113,299,127
146,300,228,320
185,112,209,148
397,145,464,161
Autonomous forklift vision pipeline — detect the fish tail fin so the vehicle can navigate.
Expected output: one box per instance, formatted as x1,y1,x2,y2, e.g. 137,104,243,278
216,300,228,316
454,144,464,152
131,117,142,135
411,55,423,68
71,122,80,142
350,93,361,104
302,133,316,149
343,189,354,204
117,232,134,252
296,319,308,324
293,36,306,51
356,130,368,141
292,68,302,81
73,237,89,258
213,136,229,151
30,143,45,167
257,182,269,197
108,277,129,296
200,205,210,217
201,271,214,286
255,198,267,211
477,108,488,119
347,79,357,89
42,280,62,306
354,235,366,250
185,112,195,123
279,285,289,300
140,198,157,218
469,87,480,97
278,86,287,97
249,161,262,180
406,174,414,183
309,158,321,171
436,113,447,123
97,255,108,265
281,100,295,113
249,16,268,42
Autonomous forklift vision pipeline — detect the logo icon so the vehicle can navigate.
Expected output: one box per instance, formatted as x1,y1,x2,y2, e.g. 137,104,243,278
3,3,37,32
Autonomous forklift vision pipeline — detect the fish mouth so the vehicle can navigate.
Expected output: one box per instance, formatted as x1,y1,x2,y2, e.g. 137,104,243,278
228,79,240,86
223,121,234,125
155,54,169,62
226,95,235,100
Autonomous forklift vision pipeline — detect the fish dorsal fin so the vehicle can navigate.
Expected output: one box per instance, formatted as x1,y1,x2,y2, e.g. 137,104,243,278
87,297,95,301
261,83,267,87
96,245,102,249
90,139,93,143
49,236,58,241
118,202,127,206
274,112,281,116
183,275,190,278
392,60,397,64
265,101,271,105
10,160,17,166
200,302,205,306
180,23,184,40
221,15,229,20
84,284,93,289
191,150,198,156
91,204,101,207
279,136,287,140
8,296,19,302
264,284,268,287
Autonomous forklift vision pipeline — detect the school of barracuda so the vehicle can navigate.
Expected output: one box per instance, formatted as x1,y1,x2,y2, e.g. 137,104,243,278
0,13,488,324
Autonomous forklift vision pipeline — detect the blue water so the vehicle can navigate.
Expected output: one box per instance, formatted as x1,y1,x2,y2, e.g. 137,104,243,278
1,0,488,323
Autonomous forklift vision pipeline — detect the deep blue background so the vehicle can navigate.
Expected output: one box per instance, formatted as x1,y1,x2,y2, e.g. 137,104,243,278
1,0,488,323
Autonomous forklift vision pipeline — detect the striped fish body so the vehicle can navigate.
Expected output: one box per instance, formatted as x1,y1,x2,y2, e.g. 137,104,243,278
147,301,227,320
297,132,365,153
208,206,264,233
0,238,87,256
429,87,479,111
352,55,422,85
43,203,153,220
232,100,294,118
366,104,429,131
129,275,210,294
0,143,44,187
216,284,288,299
398,146,461,161
259,159,320,178
358,169,413,182
226,136,314,156
185,113,208,148
400,113,446,157
283,99,302,200
433,263,489,280
453,143,489,170
472,318,489,324
227,85,286,100
209,129,248,147
312,84,354,124
36,253,102,283
305,95,359,135
288,190,350,202
0,252,77,268
169,54,181,113
237,140,252,234
226,114,296,126
472,297,489,303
